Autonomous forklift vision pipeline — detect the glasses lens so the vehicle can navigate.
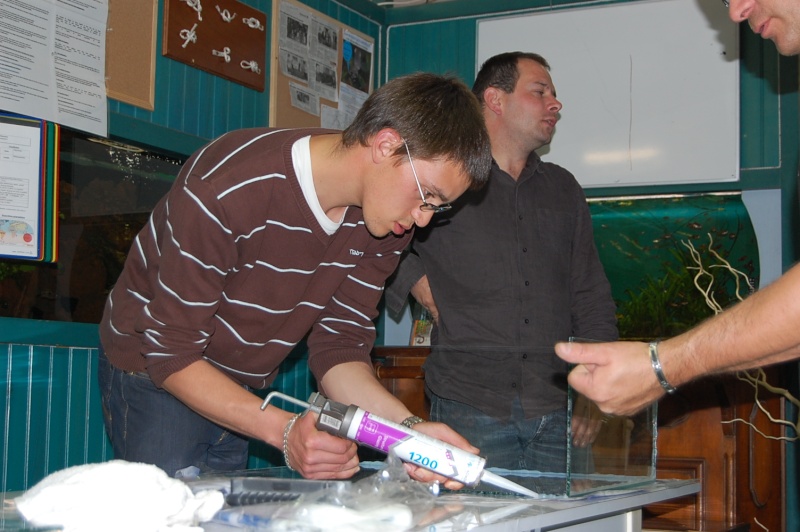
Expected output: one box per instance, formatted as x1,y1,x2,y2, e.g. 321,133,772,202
421,203,452,214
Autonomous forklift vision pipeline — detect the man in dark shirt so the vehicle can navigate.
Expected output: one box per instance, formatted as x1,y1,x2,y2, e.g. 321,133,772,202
386,52,618,472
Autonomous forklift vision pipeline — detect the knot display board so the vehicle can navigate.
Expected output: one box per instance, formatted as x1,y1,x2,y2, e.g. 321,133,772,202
163,0,267,92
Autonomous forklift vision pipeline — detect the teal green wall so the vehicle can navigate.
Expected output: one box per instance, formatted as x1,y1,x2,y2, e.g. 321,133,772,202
1,0,797,525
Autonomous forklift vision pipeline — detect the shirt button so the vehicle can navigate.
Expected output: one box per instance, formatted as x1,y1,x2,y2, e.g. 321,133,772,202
522,247,527,252
522,353,528,359
518,215,523,220
512,382,517,388
525,280,530,286
524,318,530,324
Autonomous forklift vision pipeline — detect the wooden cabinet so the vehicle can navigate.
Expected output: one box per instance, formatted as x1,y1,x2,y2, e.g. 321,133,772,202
643,370,785,531
372,347,786,531
372,346,429,420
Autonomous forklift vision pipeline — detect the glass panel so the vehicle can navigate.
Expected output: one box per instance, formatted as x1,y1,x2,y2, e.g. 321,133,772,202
566,390,657,496
0,129,183,323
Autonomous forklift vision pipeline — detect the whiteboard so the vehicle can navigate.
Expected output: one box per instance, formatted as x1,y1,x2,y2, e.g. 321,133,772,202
477,0,739,188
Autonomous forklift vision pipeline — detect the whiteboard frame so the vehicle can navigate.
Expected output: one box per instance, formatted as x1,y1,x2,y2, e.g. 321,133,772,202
477,0,739,188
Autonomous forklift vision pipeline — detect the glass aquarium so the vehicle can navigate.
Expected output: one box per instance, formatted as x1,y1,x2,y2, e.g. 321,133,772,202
0,129,184,323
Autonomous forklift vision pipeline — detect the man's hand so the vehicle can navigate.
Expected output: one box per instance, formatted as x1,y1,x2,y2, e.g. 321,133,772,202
410,275,440,323
555,340,663,416
403,421,480,490
284,411,360,479
570,394,605,448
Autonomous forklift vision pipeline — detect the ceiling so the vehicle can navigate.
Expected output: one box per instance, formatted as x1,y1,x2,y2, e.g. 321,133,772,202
367,0,459,7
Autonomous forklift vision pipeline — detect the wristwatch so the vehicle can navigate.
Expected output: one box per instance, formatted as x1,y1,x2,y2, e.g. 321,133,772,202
400,415,426,429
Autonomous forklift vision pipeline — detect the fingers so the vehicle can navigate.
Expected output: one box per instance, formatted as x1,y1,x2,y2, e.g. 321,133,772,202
571,415,603,447
570,403,598,447
401,422,479,490
287,413,360,479
404,463,465,490
555,340,605,368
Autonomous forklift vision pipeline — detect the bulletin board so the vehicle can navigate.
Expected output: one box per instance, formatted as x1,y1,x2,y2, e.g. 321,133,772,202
269,0,374,129
477,0,739,188
105,0,157,109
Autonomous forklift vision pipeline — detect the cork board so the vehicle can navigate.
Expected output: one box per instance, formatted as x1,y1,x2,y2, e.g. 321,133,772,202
162,0,267,92
270,0,374,128
105,0,157,110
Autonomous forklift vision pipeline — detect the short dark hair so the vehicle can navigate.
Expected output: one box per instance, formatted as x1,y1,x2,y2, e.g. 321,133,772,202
472,52,550,101
342,72,491,190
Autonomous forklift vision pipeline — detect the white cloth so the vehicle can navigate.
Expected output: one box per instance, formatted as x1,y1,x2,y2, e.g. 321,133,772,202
14,460,224,532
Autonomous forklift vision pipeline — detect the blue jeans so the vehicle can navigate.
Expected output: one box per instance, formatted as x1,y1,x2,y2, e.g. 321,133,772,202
429,392,591,473
98,348,249,477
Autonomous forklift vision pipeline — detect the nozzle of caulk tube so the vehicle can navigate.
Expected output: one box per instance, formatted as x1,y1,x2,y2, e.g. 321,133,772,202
480,470,540,498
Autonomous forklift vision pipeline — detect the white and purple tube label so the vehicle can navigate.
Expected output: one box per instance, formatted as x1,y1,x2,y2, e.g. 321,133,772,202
346,410,485,485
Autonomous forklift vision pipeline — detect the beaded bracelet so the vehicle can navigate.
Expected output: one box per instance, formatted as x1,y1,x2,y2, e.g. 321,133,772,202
649,340,677,394
283,413,301,471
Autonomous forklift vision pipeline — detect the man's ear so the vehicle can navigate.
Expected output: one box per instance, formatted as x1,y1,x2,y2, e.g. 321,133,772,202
483,87,503,116
370,128,403,164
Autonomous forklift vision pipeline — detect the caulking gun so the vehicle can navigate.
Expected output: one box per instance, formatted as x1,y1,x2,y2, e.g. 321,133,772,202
259,391,539,498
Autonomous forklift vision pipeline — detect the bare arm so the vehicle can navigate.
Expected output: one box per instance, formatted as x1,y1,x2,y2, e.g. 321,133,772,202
674,263,800,375
162,360,359,478
556,262,800,415
410,275,439,323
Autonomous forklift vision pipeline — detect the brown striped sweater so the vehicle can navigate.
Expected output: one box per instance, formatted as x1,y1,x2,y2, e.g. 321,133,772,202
100,128,411,389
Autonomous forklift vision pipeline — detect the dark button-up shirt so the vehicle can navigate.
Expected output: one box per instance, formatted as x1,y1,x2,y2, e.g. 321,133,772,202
386,152,618,420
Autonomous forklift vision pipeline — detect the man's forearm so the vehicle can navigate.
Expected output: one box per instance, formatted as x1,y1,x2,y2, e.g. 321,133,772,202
162,360,288,448
319,361,413,423
384,252,425,316
661,262,800,385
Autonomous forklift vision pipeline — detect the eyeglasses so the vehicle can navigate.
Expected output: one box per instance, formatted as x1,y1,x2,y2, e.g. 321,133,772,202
402,141,452,214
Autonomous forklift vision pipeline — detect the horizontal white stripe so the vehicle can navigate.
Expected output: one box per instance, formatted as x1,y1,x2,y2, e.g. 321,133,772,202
184,186,232,235
216,315,296,347
346,274,383,291
199,130,287,181
157,275,218,307
266,219,314,233
321,316,375,331
166,217,227,275
206,358,274,379
222,293,325,314
217,173,285,199
318,323,340,335
331,296,369,321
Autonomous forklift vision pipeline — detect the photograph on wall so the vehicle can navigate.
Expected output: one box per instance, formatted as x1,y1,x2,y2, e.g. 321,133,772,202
279,49,309,83
311,61,338,102
279,1,311,55
311,17,338,65
340,29,372,95
289,82,320,116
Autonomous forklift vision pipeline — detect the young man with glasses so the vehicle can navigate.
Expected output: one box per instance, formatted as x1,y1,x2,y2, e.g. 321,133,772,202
98,72,491,485
555,0,800,416
386,52,618,473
